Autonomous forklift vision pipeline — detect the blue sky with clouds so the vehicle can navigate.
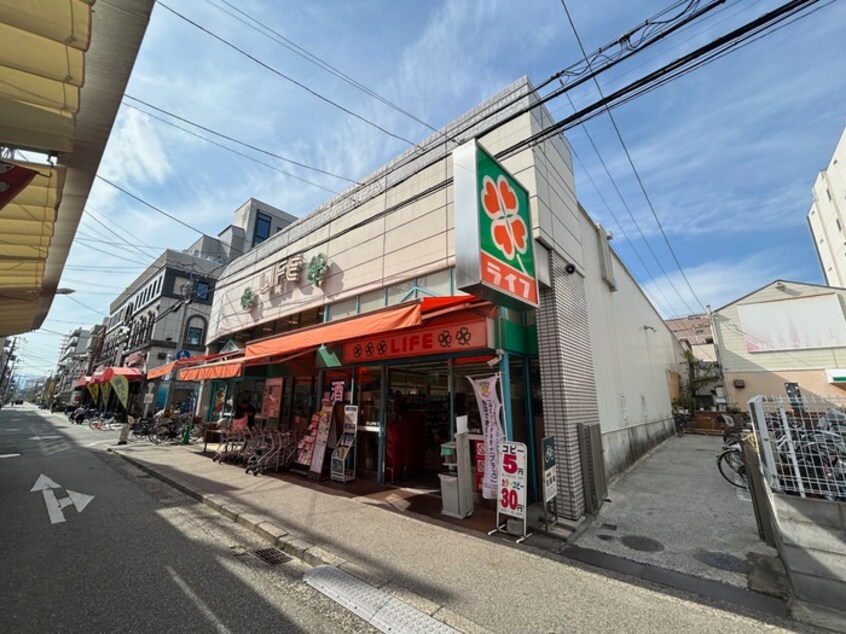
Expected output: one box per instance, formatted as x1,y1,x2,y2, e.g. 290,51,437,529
14,0,846,377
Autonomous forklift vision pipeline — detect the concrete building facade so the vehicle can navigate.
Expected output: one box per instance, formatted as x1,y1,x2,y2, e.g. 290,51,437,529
190,78,681,522
808,126,846,287
712,280,846,411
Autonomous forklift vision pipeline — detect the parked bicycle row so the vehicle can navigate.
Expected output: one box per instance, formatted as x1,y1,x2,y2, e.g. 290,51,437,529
716,408,846,501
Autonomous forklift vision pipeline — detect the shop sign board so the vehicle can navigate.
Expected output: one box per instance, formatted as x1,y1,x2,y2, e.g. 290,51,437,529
330,379,345,403
498,441,527,521
310,401,335,475
542,436,557,504
453,139,538,309
261,378,283,419
342,318,492,363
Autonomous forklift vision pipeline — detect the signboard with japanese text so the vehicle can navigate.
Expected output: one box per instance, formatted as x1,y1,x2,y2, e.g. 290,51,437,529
330,379,345,404
342,318,492,364
309,401,335,475
261,378,284,419
453,140,538,309
497,441,527,520
541,436,557,504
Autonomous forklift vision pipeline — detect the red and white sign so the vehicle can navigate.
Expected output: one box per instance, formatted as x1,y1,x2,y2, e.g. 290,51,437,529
480,252,538,305
342,319,491,363
498,441,527,520
0,161,37,212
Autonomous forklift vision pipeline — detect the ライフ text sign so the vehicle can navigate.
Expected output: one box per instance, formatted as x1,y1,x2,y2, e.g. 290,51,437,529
453,140,538,309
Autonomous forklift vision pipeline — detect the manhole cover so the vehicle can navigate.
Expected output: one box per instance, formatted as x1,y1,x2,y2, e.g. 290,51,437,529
620,535,665,552
693,550,751,573
251,548,291,566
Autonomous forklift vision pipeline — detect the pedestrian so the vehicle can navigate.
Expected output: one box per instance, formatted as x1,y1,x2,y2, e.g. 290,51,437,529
235,398,256,429
72,405,86,425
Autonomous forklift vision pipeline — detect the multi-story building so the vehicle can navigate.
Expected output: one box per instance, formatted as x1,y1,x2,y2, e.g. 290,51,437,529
808,126,846,287
181,77,683,523
93,199,295,410
54,327,93,402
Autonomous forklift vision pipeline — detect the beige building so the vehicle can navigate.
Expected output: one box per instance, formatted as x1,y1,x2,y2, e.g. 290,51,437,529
180,77,681,522
712,280,846,411
808,126,846,287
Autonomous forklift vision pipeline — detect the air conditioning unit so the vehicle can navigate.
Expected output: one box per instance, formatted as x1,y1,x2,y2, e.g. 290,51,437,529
733,379,746,388
578,423,608,514
157,352,167,360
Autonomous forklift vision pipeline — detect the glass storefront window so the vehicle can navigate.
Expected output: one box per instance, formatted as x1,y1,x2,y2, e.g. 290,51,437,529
359,288,385,313
329,297,357,321
386,279,414,305
416,269,452,297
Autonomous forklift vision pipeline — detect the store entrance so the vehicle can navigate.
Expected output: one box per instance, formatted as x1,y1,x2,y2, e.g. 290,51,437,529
385,362,450,489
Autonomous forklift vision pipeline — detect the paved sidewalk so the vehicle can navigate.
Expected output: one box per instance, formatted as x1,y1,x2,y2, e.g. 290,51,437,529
103,437,811,634
573,434,780,589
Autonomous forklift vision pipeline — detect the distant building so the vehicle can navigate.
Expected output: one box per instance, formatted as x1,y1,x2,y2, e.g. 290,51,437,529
711,280,846,412
95,198,293,373
808,126,846,287
54,328,93,401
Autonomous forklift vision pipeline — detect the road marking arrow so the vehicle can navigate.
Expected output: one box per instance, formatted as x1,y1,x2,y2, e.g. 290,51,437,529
31,474,94,525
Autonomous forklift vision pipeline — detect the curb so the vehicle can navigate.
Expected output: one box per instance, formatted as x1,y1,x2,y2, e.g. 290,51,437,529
107,448,344,568
105,448,493,633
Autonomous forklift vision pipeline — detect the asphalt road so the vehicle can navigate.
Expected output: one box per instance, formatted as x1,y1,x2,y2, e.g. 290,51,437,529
0,405,377,634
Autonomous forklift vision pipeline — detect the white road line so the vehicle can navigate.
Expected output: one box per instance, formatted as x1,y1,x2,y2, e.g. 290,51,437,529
0,453,21,459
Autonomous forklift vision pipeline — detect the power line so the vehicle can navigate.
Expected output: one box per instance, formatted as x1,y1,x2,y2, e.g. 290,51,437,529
83,207,161,261
559,0,701,314
122,97,355,190
155,0,418,148
201,0,438,135
64,296,106,316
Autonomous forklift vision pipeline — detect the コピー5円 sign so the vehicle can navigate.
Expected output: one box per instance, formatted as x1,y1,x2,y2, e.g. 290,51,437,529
453,140,538,309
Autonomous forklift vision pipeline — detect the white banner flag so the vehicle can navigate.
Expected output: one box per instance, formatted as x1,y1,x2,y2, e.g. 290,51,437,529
468,374,504,500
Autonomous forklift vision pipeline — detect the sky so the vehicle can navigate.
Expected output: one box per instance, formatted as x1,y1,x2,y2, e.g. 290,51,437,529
12,0,846,378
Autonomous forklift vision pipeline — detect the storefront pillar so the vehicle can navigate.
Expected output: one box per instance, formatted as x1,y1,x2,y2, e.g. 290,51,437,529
499,349,513,440
377,364,388,484
523,358,538,502
448,358,455,440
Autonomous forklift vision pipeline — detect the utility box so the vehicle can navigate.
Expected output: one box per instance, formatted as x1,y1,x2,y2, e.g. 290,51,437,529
440,431,473,519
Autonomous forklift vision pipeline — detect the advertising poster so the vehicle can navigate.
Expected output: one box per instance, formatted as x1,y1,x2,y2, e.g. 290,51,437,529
542,436,558,504
467,374,504,500
498,441,527,520
309,401,335,474
110,375,129,409
330,379,345,404
261,378,284,419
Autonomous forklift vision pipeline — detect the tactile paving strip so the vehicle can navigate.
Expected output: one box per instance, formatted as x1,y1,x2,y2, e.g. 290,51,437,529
303,566,458,634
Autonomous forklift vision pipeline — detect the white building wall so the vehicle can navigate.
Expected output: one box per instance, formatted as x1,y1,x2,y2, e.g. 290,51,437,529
808,126,846,287
581,217,679,478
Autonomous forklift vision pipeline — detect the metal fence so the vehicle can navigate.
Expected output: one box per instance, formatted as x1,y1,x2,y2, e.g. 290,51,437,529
748,395,846,501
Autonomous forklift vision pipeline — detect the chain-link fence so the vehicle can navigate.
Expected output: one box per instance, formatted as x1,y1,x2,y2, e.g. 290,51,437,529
748,395,846,501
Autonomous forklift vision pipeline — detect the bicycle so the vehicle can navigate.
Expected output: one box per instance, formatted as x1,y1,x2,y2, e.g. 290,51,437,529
673,412,690,437
149,413,203,444
88,411,122,431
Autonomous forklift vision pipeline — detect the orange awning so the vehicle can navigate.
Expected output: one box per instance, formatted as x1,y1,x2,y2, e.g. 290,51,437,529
146,352,237,379
177,348,315,381
245,301,424,359
178,360,243,381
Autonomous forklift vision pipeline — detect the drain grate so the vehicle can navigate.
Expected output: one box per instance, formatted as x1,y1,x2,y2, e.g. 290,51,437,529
251,548,291,566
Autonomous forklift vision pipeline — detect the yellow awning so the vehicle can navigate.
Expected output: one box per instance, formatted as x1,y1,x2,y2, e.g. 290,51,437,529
0,0,155,336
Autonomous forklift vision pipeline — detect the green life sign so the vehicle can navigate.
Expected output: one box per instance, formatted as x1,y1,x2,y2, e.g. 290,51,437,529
453,140,538,308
